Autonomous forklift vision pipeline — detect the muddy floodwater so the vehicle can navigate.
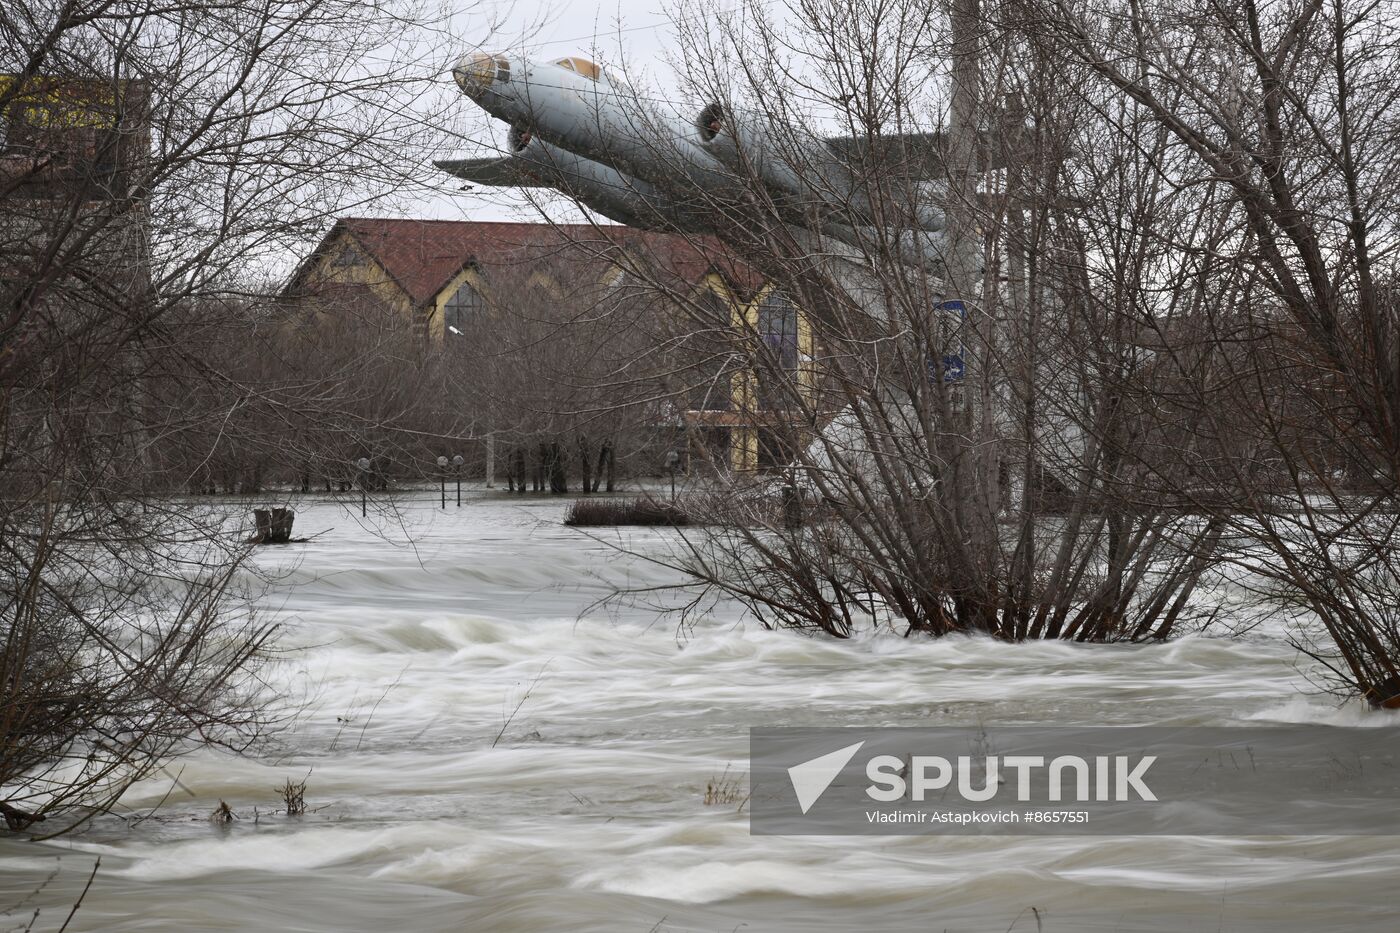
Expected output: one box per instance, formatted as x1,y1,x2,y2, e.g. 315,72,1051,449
3,491,1398,931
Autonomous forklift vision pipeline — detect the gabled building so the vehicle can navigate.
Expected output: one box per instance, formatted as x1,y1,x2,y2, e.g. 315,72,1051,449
283,217,818,471
0,75,149,200
2,75,151,290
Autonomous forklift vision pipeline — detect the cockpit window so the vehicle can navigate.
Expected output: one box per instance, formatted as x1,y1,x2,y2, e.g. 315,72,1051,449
553,57,603,82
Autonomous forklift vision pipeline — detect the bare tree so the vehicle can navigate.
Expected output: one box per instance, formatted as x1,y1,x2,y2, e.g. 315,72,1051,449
1,0,469,834
509,0,1232,641
458,231,723,494
1001,0,1400,701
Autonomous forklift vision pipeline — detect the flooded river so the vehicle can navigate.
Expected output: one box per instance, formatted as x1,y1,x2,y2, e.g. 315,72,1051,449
2,491,1397,931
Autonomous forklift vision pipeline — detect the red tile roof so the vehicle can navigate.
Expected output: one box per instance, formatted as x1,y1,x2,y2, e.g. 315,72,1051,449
294,218,764,307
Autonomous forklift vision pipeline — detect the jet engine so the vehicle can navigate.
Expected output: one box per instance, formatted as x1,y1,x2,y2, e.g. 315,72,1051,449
695,103,946,234
505,125,701,231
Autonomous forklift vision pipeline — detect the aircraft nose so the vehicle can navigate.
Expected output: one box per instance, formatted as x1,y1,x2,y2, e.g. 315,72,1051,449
453,51,502,95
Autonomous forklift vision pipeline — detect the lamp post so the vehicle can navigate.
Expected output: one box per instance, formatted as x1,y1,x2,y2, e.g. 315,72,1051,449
453,454,464,506
666,403,686,502
665,449,680,501
356,457,370,517
436,455,448,510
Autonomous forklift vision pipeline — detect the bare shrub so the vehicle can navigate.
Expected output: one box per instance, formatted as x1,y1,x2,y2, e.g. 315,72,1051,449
564,498,690,527
277,774,309,816
703,765,748,811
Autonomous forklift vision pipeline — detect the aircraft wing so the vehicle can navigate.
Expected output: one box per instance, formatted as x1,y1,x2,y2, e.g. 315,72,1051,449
434,157,548,187
823,131,1011,178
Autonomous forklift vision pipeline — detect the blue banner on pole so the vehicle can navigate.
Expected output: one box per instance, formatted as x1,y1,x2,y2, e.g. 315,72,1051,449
929,300,966,384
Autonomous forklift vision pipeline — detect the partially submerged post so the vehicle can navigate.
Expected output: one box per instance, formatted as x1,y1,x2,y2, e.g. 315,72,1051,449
356,457,370,517
252,508,295,544
436,455,448,509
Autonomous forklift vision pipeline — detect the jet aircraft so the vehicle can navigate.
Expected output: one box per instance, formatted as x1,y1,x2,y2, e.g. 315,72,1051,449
438,52,963,268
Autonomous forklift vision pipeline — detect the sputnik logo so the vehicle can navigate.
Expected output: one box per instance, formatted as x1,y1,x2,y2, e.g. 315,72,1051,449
788,741,865,814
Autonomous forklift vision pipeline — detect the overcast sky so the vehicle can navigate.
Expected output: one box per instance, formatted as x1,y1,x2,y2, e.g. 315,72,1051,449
412,0,715,225
486,0,679,65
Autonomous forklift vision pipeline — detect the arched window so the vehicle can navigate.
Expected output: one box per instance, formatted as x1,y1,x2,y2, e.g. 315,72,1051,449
443,278,484,336
759,292,799,370
757,292,799,411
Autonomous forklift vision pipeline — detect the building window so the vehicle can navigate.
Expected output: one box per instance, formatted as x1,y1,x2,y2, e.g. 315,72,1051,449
443,278,484,336
757,292,799,410
332,242,363,269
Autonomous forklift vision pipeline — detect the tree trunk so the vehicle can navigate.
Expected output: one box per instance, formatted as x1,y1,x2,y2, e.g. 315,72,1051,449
549,442,569,494
578,436,593,493
594,442,610,494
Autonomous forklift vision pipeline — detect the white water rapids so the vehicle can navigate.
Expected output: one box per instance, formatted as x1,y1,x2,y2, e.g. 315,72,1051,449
2,491,1397,931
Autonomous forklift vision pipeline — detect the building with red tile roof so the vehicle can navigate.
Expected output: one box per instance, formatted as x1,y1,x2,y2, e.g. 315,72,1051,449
284,218,764,334
282,217,807,470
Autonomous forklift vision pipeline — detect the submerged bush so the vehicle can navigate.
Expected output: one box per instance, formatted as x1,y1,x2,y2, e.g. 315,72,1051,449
564,497,689,527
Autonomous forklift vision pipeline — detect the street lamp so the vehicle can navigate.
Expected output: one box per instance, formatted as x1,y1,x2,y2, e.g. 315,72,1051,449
665,449,680,501
436,455,448,509
356,457,370,517
452,454,464,506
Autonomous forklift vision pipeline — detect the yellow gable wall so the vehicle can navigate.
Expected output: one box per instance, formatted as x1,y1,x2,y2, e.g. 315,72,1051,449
660,272,816,472
305,232,414,319
525,269,566,299
687,273,751,472
728,280,815,472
